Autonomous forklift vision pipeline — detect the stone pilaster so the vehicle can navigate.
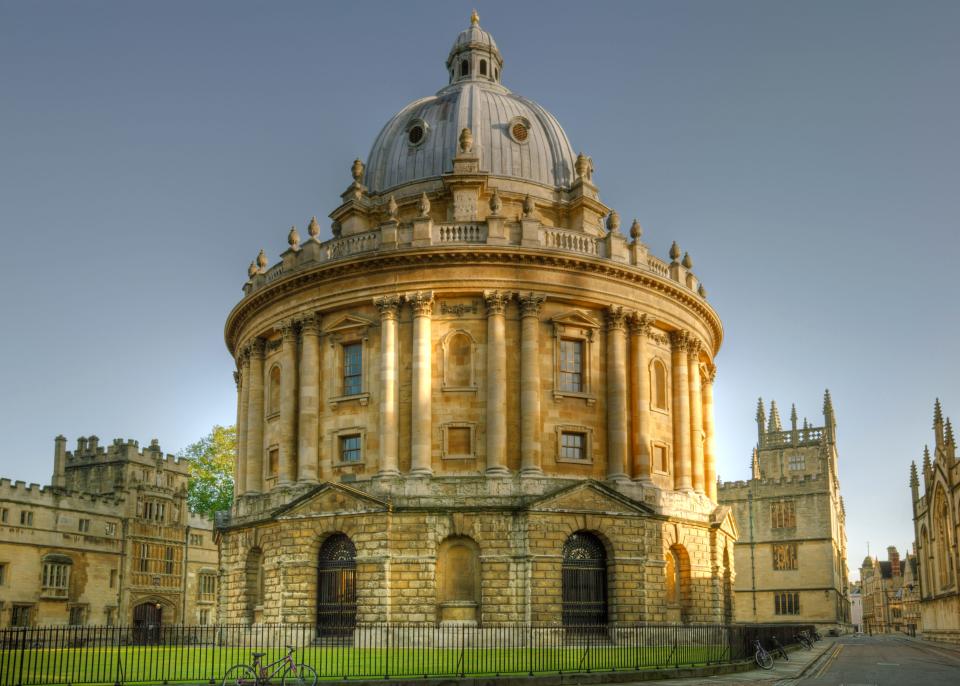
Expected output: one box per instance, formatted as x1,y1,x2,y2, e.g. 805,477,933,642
245,338,266,494
235,350,249,498
375,296,401,477
605,306,629,482
484,291,511,476
670,330,693,491
519,293,546,476
688,338,705,495
278,320,299,486
702,365,718,501
297,314,321,484
629,313,653,482
408,291,434,477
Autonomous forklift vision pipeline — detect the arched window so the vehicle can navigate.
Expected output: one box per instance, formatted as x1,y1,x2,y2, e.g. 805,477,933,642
268,365,281,415
317,534,357,637
666,544,692,622
934,489,954,589
461,59,469,77
245,548,264,623
479,59,487,76
442,330,475,389
562,532,608,628
722,546,733,623
437,536,480,622
920,525,931,596
652,360,668,410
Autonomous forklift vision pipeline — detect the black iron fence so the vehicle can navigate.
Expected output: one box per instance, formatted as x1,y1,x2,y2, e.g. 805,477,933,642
0,622,815,685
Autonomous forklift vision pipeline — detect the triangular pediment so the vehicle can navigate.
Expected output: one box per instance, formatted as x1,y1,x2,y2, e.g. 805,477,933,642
527,480,653,515
711,504,739,539
324,313,375,335
551,309,601,330
276,482,389,519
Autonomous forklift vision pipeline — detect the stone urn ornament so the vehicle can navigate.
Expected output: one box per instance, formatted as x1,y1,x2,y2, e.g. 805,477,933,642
351,158,364,182
307,216,320,239
418,192,431,217
459,127,473,154
287,226,301,250
386,195,398,220
489,189,502,215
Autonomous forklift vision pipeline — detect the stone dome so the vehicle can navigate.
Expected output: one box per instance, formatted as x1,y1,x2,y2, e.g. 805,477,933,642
363,15,577,194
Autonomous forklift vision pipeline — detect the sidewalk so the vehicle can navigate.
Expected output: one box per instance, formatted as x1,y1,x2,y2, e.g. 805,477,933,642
624,637,838,685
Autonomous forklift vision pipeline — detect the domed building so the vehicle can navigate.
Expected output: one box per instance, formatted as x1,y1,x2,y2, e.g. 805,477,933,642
217,12,737,629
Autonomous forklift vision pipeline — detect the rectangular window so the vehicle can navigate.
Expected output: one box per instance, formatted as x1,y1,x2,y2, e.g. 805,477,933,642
138,544,149,572
654,445,669,473
343,343,363,395
1,507,8,523
104,522,116,537
199,573,216,600
771,500,796,529
340,434,362,463
20,511,33,526
164,546,175,575
11,605,32,627
558,339,584,392
78,519,90,533
109,569,117,588
68,606,86,626
105,607,115,627
190,534,203,546
788,454,805,471
774,592,800,615
199,609,211,625
269,448,280,476
0,562,7,585
42,562,71,597
560,431,587,460
772,543,798,571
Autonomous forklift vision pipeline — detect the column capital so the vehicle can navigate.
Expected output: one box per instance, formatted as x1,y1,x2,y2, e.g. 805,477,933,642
605,305,628,331
628,312,653,337
247,337,266,358
297,312,321,336
233,370,240,389
374,295,402,319
686,337,702,360
406,291,435,317
277,319,299,341
518,292,546,317
483,290,511,316
702,364,717,386
669,329,691,352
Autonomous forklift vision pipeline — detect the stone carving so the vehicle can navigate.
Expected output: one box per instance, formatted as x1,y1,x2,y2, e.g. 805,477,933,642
386,195,398,220
606,211,620,233
278,319,298,341
687,336,702,359
483,291,510,315
629,312,653,336
575,152,594,181
489,189,502,215
418,192,431,218
522,195,535,218
630,219,642,241
374,295,401,319
406,291,435,316
682,251,693,269
298,312,321,335
440,301,478,316
256,249,268,271
233,370,240,389
605,305,627,330
518,292,546,316
459,127,473,154
307,216,320,239
698,283,707,298
331,220,342,238
287,226,300,250
669,329,690,352
247,261,257,279
249,337,266,357
351,158,364,182
669,241,681,264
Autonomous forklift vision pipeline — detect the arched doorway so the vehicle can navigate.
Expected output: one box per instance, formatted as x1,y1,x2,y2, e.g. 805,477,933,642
561,532,608,627
132,602,163,644
317,534,357,637
722,546,733,623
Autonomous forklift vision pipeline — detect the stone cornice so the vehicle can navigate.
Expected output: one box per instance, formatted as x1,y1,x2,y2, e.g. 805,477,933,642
225,247,723,355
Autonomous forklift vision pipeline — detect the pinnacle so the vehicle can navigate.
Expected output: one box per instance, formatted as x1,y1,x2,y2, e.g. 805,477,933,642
934,398,944,427
823,389,834,417
946,418,955,446
768,400,782,432
790,403,798,428
910,461,919,487
756,397,766,425
923,445,932,471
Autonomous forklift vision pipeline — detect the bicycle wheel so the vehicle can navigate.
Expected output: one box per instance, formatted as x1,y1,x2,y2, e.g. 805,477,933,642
222,664,258,686
798,635,812,650
282,663,318,686
755,648,774,670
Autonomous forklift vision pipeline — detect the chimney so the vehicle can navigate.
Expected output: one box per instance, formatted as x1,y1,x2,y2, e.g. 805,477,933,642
887,546,901,577
52,435,67,489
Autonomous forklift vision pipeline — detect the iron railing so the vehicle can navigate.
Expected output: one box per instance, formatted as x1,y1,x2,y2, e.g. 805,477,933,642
0,622,815,685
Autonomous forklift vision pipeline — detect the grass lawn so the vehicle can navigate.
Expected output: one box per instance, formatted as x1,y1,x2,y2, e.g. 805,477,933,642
2,644,731,685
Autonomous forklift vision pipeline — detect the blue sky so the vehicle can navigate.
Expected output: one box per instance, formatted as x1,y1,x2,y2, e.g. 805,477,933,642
1,1,957,575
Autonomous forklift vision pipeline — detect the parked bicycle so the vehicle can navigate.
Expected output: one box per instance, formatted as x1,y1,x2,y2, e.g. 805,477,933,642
222,645,318,686
770,636,789,661
752,638,774,670
812,628,823,642
796,631,813,650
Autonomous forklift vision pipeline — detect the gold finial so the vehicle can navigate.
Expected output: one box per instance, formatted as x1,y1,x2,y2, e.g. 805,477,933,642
471,9,480,25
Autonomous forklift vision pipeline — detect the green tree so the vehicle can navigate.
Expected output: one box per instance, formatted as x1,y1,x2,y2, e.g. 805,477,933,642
181,424,236,516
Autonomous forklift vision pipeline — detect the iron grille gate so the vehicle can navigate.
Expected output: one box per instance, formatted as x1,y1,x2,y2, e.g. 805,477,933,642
561,532,608,628
317,534,357,639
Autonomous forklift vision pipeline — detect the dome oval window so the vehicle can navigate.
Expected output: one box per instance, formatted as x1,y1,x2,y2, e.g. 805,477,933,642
406,119,429,148
509,116,531,144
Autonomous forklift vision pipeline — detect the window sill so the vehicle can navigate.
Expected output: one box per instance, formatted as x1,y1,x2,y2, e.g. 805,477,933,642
442,386,478,394
650,406,670,415
334,461,365,468
553,390,596,406
441,453,476,461
40,592,69,601
265,411,280,421
556,457,594,465
329,393,370,409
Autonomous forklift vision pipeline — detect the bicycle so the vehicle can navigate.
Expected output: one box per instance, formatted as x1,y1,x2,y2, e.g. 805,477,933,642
770,636,789,661
752,638,774,670
812,628,823,642
222,645,318,686
796,631,813,650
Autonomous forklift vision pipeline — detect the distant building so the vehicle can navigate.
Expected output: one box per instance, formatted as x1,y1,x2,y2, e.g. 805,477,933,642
910,400,960,644
719,393,850,632
849,582,863,632
859,546,919,635
0,436,217,628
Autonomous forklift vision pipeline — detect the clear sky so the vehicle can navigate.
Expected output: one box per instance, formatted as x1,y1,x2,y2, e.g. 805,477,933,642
1,1,957,576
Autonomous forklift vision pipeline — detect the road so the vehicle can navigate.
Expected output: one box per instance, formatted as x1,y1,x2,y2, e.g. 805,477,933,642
797,634,960,685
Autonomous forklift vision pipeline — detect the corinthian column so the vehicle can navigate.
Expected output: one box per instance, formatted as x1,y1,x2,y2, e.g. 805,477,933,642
297,314,320,484
519,293,546,476
408,291,434,477
278,320,299,486
606,306,629,482
702,365,718,501
245,338,266,494
234,356,248,499
375,296,401,477
670,330,692,491
484,291,511,476
629,313,653,482
688,338,705,494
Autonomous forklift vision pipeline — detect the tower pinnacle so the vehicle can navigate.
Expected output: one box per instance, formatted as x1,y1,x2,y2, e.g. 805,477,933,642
768,400,782,432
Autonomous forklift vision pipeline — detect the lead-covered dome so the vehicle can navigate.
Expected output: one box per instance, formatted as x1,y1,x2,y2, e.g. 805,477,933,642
364,14,577,194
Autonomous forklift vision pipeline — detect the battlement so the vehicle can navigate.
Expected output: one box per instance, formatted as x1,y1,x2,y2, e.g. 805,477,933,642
63,436,190,474
718,472,825,494
0,477,126,507
759,426,825,450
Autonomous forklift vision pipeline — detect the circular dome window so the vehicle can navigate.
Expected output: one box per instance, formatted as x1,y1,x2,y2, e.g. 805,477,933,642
508,117,531,144
406,119,429,147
